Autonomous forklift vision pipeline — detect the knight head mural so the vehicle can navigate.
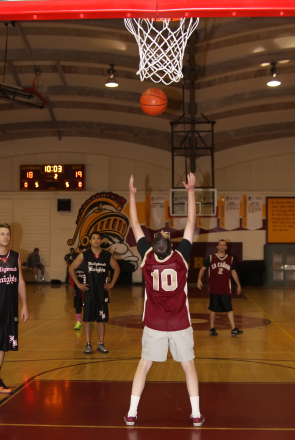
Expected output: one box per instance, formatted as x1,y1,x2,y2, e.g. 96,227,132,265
67,192,138,272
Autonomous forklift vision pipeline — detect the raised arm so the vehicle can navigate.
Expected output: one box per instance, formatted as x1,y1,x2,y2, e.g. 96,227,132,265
129,175,145,243
183,173,196,244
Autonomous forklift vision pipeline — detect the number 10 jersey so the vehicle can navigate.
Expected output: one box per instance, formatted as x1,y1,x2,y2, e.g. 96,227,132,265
141,245,191,332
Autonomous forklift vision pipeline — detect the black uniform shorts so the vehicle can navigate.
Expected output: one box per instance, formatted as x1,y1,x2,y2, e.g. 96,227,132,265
83,292,109,323
0,321,19,352
208,294,233,313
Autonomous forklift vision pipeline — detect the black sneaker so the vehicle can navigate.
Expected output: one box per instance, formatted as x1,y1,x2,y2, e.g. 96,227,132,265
84,343,92,354
97,342,108,353
0,379,12,394
209,327,218,336
231,328,243,336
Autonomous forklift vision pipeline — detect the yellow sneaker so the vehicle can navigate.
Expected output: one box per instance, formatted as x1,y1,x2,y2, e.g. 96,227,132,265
74,321,83,330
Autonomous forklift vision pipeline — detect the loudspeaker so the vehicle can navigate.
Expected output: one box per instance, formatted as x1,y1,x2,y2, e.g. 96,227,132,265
57,199,71,212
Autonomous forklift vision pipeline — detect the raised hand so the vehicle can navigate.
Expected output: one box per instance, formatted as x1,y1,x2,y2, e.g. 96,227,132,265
182,173,196,191
129,175,137,195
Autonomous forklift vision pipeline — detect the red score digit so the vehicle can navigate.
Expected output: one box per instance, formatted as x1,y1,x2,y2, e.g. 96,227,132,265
24,182,28,188
27,171,33,178
75,171,83,178
78,182,83,188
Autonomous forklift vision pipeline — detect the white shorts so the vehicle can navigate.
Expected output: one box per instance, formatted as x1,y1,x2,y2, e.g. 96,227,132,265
141,326,195,363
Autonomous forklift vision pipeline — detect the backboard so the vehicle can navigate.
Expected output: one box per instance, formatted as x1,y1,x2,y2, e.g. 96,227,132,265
170,188,217,217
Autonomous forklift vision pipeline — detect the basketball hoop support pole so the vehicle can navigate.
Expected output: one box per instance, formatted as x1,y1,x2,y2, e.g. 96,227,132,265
171,114,216,189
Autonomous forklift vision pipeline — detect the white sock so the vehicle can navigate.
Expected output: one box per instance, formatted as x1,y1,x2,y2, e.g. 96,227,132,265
190,396,200,418
128,395,141,417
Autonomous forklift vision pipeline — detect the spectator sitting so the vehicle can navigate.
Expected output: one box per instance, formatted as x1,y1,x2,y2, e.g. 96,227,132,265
27,248,45,281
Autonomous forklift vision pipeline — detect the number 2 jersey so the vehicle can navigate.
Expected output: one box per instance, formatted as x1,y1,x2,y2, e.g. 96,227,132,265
138,237,192,332
204,253,235,295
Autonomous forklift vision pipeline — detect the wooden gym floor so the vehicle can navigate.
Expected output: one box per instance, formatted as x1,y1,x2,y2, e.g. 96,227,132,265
1,283,295,439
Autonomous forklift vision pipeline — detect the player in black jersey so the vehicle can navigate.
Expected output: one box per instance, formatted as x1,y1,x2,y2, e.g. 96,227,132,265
0,223,29,394
69,231,120,354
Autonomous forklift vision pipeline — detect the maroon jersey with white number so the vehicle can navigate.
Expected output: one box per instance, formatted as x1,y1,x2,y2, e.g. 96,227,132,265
141,249,191,331
208,253,233,295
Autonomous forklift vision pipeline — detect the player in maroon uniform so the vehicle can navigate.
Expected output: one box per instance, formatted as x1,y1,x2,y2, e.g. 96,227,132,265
124,173,204,428
197,239,243,337
0,223,29,394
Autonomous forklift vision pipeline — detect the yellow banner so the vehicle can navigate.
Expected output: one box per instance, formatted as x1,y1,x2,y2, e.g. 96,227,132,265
242,195,248,228
145,194,151,228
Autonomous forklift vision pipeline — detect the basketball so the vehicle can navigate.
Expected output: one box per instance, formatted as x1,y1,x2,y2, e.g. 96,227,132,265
140,88,168,116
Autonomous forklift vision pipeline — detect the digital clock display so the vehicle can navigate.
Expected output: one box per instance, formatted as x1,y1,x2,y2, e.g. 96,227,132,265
43,165,63,173
20,164,85,191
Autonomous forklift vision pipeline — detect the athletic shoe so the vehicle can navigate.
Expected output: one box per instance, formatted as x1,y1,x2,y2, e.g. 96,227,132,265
231,328,243,336
74,321,83,330
40,277,45,281
84,343,92,354
97,342,108,353
191,414,205,427
0,379,12,394
124,415,136,426
34,275,38,281
209,327,218,336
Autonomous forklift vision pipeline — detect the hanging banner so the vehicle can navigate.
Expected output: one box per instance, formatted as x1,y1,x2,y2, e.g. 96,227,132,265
150,195,166,230
145,194,151,228
247,195,263,230
220,195,225,228
242,195,248,229
223,195,240,230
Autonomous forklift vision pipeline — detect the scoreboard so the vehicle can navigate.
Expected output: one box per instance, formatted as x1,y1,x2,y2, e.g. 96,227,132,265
20,164,85,191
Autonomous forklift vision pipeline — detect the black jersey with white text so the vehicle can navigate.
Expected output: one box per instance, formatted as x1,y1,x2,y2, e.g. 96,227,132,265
82,249,112,305
0,249,19,324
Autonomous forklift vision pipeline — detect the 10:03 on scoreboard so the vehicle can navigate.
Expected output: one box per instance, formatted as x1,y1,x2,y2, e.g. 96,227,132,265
20,164,85,191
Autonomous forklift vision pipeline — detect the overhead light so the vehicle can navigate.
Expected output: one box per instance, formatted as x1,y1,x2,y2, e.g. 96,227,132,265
267,62,281,87
105,64,118,88
278,59,290,64
261,62,270,67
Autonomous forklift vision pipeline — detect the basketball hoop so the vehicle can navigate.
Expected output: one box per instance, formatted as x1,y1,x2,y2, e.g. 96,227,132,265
124,18,199,85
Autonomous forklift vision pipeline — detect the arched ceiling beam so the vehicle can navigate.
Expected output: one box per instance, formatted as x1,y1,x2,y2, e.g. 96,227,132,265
0,121,294,154
0,47,293,78
0,86,295,117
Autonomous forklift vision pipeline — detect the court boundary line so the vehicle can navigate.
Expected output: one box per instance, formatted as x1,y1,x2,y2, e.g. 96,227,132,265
0,423,295,431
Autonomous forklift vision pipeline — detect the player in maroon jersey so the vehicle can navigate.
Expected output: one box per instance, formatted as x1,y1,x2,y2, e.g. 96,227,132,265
197,239,243,337
124,173,204,428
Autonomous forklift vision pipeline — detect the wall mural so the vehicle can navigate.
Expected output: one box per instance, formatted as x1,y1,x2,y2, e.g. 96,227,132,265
67,192,139,272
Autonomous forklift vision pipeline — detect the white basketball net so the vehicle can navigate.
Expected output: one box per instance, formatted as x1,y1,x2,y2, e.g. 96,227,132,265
124,18,199,85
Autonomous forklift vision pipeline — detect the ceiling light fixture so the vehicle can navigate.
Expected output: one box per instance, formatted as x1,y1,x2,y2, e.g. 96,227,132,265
105,64,118,88
267,62,281,87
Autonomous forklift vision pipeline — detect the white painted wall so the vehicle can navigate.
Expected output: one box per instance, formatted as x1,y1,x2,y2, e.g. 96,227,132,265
0,135,294,281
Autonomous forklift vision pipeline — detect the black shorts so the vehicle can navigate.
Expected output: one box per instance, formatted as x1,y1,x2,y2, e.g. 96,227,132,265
83,293,109,323
208,294,233,313
30,263,44,270
0,321,19,352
